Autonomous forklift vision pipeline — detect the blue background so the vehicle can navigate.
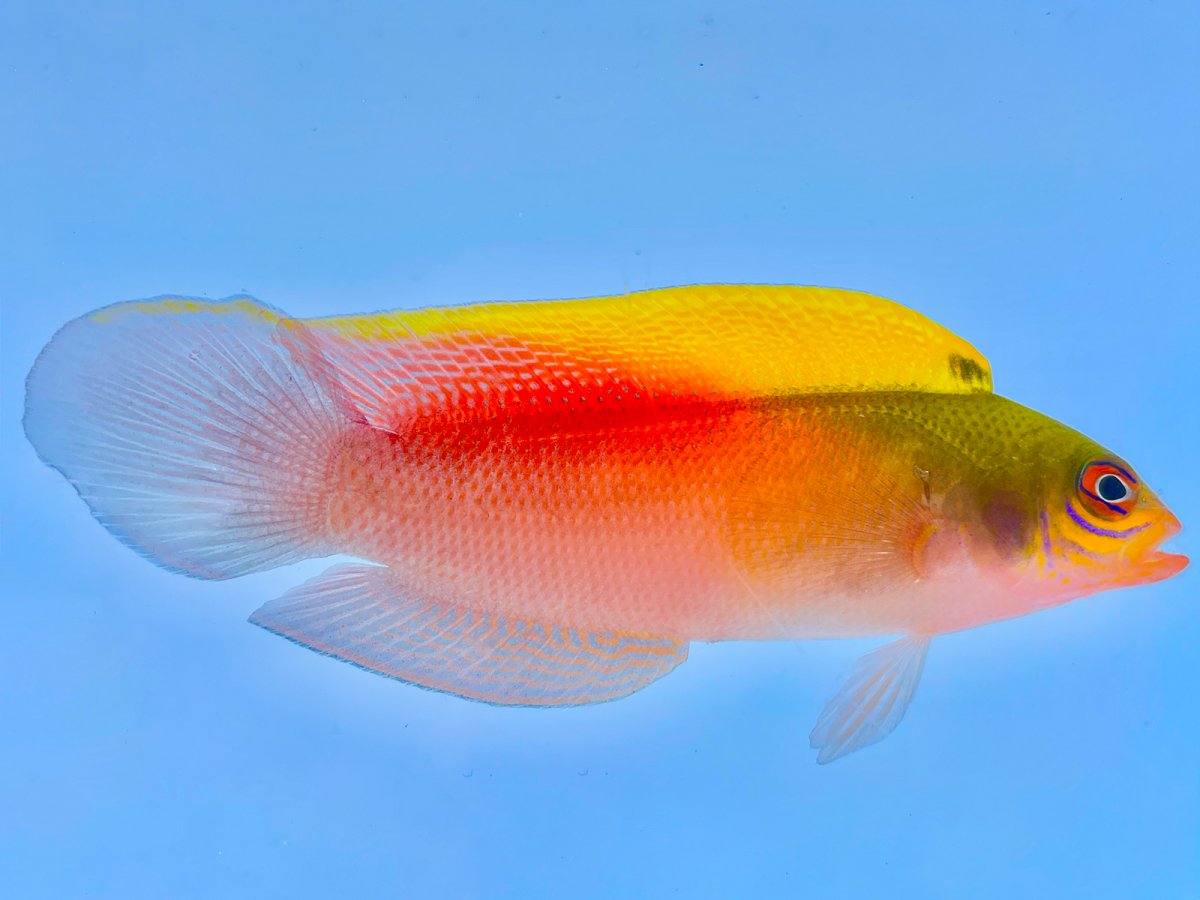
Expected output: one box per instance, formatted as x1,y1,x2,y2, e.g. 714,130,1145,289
2,2,1197,897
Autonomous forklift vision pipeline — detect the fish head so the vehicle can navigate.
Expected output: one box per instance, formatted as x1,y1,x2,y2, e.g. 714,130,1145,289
1031,452,1187,600
914,398,1186,630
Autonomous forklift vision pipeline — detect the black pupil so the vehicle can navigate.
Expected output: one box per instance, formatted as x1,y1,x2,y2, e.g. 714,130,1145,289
1096,473,1128,503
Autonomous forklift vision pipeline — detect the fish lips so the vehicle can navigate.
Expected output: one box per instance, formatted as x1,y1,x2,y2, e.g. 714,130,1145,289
1123,509,1188,586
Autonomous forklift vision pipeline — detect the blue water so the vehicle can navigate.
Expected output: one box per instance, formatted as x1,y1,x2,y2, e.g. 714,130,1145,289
3,2,1197,897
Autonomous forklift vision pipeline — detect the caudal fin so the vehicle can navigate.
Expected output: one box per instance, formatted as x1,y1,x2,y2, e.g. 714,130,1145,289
24,297,355,579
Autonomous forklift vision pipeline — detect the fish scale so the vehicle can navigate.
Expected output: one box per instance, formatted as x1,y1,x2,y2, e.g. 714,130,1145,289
24,284,1185,762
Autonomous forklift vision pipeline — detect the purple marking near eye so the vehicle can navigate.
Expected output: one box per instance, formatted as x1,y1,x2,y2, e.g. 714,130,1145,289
1059,534,1102,560
1081,485,1129,516
1039,509,1053,560
1065,499,1150,539
1093,460,1138,484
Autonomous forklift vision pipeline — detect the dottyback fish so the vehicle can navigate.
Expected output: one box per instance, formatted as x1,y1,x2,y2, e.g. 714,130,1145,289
23,285,1187,762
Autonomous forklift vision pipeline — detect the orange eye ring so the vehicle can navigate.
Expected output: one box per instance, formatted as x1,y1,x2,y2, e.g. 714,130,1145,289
1078,461,1138,519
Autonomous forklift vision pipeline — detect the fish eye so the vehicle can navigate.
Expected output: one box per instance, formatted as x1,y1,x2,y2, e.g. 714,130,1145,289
1077,460,1138,519
1096,473,1130,503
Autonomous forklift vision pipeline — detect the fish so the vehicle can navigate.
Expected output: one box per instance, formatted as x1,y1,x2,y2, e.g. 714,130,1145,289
23,284,1188,763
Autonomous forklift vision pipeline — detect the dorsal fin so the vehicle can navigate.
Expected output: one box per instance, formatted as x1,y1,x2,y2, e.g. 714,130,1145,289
296,284,992,430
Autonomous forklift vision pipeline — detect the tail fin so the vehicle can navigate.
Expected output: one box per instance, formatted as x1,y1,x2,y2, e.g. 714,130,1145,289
24,297,354,580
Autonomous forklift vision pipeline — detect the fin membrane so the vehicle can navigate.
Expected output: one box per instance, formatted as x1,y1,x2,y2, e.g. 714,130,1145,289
249,563,689,706
23,297,350,579
809,635,931,764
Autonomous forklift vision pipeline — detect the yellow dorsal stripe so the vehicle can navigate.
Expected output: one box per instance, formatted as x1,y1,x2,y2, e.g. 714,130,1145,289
305,284,992,396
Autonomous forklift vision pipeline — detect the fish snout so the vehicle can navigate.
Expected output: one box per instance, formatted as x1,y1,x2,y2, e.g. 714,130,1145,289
1127,505,1188,584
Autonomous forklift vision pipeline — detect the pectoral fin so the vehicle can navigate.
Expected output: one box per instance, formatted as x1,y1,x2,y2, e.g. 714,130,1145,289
249,563,689,706
809,635,931,764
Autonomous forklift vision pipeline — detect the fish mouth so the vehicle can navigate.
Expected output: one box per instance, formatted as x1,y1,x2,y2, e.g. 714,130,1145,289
1127,510,1188,584
1140,549,1189,581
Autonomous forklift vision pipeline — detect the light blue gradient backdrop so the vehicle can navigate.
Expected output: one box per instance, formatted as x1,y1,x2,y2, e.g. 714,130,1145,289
2,2,1197,897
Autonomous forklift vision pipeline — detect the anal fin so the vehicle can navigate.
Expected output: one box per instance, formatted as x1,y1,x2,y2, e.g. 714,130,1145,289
809,635,931,764
249,564,689,706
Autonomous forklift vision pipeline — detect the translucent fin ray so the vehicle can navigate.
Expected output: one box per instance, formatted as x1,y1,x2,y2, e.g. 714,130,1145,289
248,563,689,705
809,634,932,764
23,297,351,579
